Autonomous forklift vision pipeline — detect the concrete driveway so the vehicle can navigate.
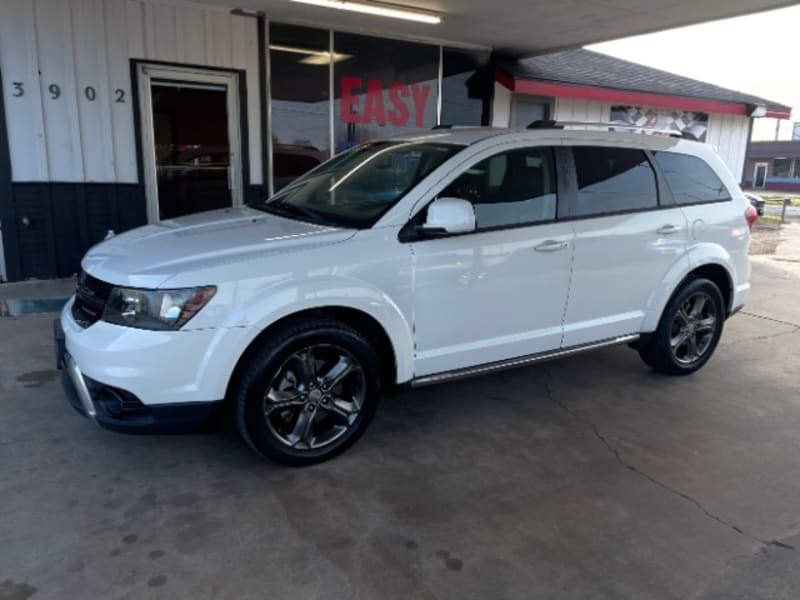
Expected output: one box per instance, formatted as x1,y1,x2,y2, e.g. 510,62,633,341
2,227,800,600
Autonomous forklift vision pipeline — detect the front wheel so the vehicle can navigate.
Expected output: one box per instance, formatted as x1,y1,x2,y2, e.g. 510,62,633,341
638,277,725,375
234,317,380,466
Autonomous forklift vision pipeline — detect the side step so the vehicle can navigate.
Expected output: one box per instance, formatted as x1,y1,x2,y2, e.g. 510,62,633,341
410,334,640,387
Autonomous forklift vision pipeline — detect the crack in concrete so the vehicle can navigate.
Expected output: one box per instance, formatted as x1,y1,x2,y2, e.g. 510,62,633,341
720,326,800,347
543,378,795,553
740,311,800,329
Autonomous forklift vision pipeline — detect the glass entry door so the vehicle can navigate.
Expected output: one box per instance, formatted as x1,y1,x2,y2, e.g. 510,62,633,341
754,163,768,189
137,65,243,222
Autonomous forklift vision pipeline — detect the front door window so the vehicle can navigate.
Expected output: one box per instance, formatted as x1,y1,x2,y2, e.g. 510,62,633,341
138,65,242,222
151,81,231,220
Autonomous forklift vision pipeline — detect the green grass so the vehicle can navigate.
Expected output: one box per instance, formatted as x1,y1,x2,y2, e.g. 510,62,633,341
759,214,784,224
761,196,800,206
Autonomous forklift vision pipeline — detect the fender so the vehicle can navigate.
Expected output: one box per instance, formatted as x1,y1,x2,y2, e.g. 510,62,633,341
641,245,735,332
191,276,416,400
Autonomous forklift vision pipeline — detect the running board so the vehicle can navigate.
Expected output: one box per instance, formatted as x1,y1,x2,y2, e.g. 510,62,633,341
410,334,640,387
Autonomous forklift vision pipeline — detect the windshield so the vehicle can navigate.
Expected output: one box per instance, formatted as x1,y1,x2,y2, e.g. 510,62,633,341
256,141,464,229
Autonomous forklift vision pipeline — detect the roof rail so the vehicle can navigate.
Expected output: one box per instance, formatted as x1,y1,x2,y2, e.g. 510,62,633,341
526,119,695,139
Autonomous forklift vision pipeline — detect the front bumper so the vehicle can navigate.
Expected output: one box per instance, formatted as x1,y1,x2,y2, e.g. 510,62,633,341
55,318,220,433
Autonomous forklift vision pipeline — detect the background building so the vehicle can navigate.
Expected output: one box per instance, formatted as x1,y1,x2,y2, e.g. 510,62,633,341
0,0,794,282
491,49,790,185
743,141,800,192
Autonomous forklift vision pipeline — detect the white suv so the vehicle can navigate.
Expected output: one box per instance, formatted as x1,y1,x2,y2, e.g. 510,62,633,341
55,127,755,465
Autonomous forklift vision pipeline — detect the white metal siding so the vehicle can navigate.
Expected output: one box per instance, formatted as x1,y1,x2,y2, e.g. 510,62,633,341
554,96,611,124
0,0,263,185
706,112,750,182
491,82,512,127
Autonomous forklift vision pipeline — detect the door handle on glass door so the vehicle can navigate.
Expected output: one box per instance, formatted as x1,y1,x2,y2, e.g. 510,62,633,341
534,240,569,252
656,224,680,235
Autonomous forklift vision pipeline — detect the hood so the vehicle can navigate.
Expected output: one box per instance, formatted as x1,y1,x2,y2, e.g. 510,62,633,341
82,206,355,288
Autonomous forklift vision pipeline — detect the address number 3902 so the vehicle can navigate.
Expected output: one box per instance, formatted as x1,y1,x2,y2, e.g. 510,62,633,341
9,81,126,103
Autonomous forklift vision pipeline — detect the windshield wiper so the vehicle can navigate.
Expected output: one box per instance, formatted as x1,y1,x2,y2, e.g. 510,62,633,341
260,202,339,228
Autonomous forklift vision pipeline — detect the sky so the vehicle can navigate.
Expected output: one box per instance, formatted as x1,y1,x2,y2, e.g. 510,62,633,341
587,4,800,141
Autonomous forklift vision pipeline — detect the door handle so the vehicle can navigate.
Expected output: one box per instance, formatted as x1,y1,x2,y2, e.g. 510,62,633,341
656,224,681,235
534,240,569,252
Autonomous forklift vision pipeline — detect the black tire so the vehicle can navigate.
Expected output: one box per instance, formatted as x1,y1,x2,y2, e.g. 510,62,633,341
234,316,381,466
638,277,725,375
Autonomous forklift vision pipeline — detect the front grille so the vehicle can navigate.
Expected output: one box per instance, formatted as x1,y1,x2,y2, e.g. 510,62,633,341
71,271,113,328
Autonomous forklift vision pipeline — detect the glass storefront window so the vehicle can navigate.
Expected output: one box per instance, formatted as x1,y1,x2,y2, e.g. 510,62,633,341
441,48,490,126
773,158,792,178
269,24,331,191
333,32,439,153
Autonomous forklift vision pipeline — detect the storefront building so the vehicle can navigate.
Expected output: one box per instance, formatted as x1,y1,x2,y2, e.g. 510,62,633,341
743,141,800,192
0,0,792,281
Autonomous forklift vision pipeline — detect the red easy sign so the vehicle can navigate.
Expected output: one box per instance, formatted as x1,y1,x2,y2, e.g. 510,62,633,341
341,77,431,127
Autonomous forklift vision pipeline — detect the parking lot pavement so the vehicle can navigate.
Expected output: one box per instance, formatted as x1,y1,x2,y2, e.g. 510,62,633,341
2,242,800,600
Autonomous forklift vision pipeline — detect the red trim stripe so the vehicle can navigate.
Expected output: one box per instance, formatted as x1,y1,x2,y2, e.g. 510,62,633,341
766,108,792,119
497,68,791,119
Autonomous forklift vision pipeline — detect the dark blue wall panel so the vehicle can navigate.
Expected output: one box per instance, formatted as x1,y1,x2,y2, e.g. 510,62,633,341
7,183,146,281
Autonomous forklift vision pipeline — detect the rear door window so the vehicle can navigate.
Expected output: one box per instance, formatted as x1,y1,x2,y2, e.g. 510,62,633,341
652,151,731,205
571,146,658,217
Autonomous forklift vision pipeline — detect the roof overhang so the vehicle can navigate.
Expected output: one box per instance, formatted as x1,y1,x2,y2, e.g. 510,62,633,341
205,0,800,56
495,69,793,119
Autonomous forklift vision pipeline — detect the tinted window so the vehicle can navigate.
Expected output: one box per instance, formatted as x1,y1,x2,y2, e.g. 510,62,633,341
572,147,658,216
653,152,731,205
269,24,331,191
333,32,439,152
442,147,557,229
773,158,792,178
441,48,490,126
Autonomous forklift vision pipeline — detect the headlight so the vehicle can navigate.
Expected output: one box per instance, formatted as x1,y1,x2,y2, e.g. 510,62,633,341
102,286,216,330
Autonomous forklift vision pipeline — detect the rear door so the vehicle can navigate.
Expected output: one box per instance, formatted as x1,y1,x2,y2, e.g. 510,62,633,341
561,145,689,347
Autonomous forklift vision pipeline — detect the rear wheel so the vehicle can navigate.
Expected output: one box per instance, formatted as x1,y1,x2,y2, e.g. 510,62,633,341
234,317,380,466
638,277,725,375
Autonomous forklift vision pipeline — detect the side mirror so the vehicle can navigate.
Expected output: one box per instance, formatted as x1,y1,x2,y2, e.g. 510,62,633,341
419,197,476,236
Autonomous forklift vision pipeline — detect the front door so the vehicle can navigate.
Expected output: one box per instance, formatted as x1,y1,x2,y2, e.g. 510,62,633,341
137,65,243,222
410,146,574,377
754,163,768,188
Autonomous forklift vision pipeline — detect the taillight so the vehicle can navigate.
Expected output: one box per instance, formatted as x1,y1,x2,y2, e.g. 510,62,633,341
745,205,758,230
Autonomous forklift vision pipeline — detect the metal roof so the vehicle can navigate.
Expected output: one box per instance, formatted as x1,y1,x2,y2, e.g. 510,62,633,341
746,141,800,160
500,49,791,114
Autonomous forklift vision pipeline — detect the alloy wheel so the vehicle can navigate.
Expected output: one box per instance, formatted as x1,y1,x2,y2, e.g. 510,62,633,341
262,344,366,450
670,291,718,365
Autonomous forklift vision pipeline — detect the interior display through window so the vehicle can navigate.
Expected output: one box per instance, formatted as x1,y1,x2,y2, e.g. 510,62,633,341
269,24,332,191
333,33,439,152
